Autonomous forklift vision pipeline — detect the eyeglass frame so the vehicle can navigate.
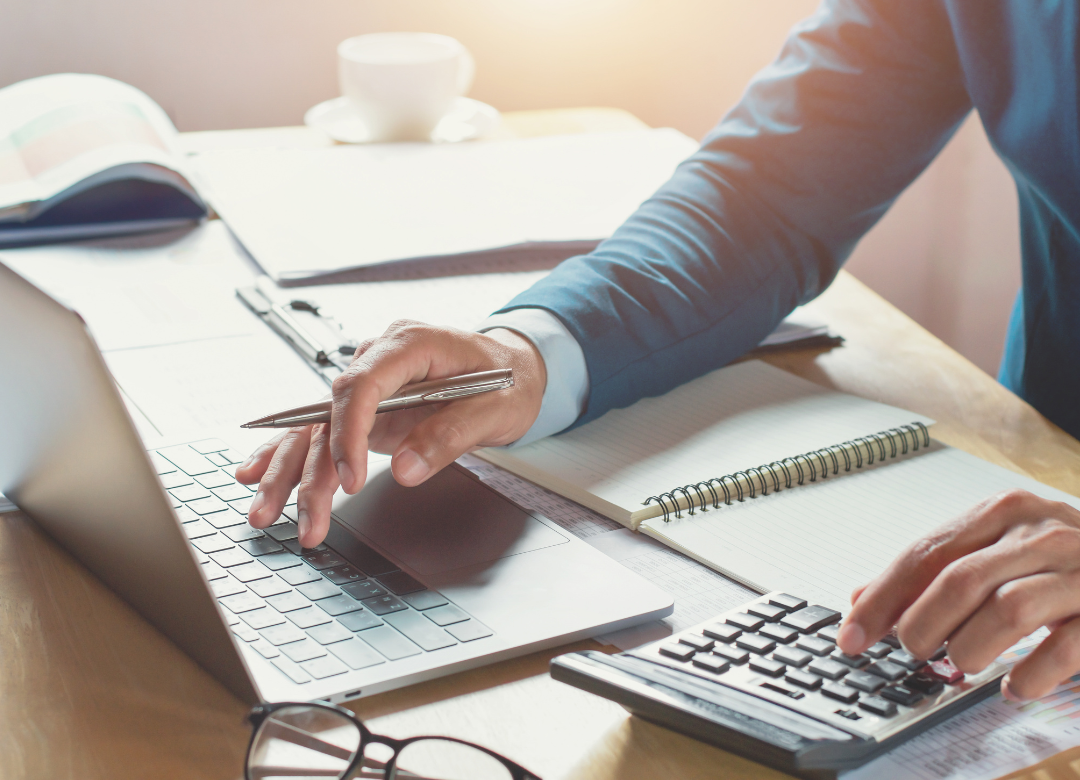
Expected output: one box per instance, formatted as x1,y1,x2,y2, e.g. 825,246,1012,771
245,701,542,780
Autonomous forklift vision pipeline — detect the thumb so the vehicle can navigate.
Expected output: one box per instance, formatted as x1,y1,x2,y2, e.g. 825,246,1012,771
390,399,510,486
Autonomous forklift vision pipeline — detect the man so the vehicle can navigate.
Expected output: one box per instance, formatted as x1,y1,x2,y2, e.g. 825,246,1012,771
237,1,1080,704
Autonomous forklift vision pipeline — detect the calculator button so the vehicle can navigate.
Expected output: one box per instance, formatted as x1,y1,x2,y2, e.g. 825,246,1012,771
929,645,948,661
768,594,808,612
817,624,840,642
821,682,860,704
736,634,776,655
703,624,742,643
773,646,812,668
881,684,925,706
845,670,888,693
747,603,786,622
887,649,928,671
780,605,841,634
794,635,835,657
678,634,715,653
692,654,730,674
659,643,696,662
785,669,823,690
881,630,902,648
858,695,898,718
866,659,908,682
749,657,786,677
831,650,870,669
835,708,862,721
714,645,751,665
760,681,805,700
808,658,849,681
905,673,945,696
759,623,799,644
726,613,765,632
864,642,892,659
928,658,965,684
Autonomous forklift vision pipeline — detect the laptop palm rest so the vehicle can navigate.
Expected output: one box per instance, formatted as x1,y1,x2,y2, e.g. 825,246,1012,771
332,460,567,577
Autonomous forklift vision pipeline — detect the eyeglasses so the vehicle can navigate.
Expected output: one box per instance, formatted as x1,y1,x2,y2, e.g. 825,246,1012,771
245,702,542,780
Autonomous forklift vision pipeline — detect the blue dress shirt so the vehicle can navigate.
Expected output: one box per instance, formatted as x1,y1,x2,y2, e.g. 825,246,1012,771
485,0,1080,443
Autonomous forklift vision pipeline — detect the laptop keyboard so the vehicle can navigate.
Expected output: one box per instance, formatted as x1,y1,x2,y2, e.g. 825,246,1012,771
150,439,493,686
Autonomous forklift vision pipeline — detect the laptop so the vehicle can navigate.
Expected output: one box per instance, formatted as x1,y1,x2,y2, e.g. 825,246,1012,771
0,260,674,705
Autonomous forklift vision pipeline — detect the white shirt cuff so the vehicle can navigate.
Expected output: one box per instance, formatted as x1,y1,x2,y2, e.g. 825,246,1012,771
477,308,589,446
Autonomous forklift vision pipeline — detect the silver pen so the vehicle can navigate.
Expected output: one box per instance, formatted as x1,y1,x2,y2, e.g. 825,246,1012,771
241,369,514,429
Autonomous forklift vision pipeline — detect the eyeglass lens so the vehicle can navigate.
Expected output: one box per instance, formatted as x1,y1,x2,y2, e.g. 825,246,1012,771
248,705,361,780
392,738,514,780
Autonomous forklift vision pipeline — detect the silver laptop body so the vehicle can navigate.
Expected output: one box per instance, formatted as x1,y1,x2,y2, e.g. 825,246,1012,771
0,261,674,704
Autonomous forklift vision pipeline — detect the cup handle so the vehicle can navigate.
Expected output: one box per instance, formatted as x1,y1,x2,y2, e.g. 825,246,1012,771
457,49,475,96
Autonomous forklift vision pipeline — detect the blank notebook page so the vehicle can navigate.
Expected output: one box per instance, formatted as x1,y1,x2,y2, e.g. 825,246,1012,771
482,360,931,524
644,444,1080,612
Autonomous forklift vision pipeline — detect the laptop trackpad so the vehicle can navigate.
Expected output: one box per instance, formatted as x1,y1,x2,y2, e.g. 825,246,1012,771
333,460,567,576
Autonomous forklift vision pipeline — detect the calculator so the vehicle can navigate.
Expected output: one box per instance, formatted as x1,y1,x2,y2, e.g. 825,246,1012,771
550,592,1006,779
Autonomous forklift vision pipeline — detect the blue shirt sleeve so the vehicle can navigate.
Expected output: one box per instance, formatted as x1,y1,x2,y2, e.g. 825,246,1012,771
495,0,972,428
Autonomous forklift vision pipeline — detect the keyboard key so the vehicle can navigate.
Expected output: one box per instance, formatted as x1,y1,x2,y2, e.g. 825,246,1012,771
659,643,696,662
183,520,217,540
342,581,388,601
231,623,260,642
203,511,246,529
207,452,231,467
749,657,785,677
817,624,840,643
222,524,264,543
713,645,750,665
760,681,805,700
228,497,254,515
905,673,945,695
866,660,908,682
192,533,234,554
150,451,178,475
249,576,292,598
240,607,286,630
362,595,409,616
260,623,307,646
780,606,841,634
773,646,812,668
302,550,347,570
747,603,786,622
190,439,229,454
325,528,400,576
678,634,715,653
402,591,449,611
328,638,385,670
928,659,964,684
317,595,364,617
822,682,860,704
445,620,493,643
360,626,422,660
301,656,349,680
726,613,765,632
794,636,835,657
158,446,217,475
337,610,383,632
322,565,367,586
703,624,742,643
858,695,898,717
768,594,807,612
212,484,251,502
265,523,299,542
219,592,264,613
385,610,457,651
881,630,902,649
759,623,799,644
189,497,231,516
249,639,280,659
271,657,311,684
736,634,776,655
308,621,354,645
865,642,892,659
424,604,470,627
845,670,888,693
692,654,730,674
196,471,235,489
881,684,924,706
280,638,327,663
210,578,247,598
785,669,822,690
286,606,332,629
160,472,194,490
376,570,427,595
808,658,849,681
298,580,342,601
887,649,928,671
209,548,249,568
174,506,199,524
240,538,284,557
278,565,321,586
230,562,272,583
259,552,303,572
168,495,183,509
194,550,210,564
265,592,311,612
220,449,247,464
200,561,228,581
831,651,870,669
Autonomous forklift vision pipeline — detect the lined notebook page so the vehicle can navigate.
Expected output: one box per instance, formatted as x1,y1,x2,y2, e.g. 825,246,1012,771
479,361,931,526
643,444,1080,611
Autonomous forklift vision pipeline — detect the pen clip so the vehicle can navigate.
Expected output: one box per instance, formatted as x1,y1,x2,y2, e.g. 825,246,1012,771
421,378,513,402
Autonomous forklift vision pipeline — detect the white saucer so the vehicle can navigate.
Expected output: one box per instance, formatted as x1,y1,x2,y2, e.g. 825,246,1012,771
304,96,500,144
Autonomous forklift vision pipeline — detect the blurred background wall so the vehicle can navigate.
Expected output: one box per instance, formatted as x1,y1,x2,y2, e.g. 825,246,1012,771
0,0,1020,377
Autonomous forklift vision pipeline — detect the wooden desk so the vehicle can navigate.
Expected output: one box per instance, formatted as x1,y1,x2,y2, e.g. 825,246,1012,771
4,111,1080,780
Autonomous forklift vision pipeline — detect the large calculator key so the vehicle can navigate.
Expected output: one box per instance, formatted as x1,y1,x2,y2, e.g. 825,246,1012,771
768,594,808,612
831,650,870,669
822,682,859,704
785,669,823,691
928,659,965,684
759,623,799,644
703,624,742,643
714,645,750,665
747,603,786,622
773,646,812,668
328,638,385,670
359,626,422,661
845,670,888,693
749,657,785,677
736,634,776,655
858,695,898,717
794,636,835,657
385,610,458,651
780,605,841,633
808,658,849,681
887,649,928,671
866,659,908,682
905,673,945,695
659,643,696,662
692,654,730,674
865,642,892,659
678,634,714,653
726,613,765,632
881,684,925,706
817,624,841,642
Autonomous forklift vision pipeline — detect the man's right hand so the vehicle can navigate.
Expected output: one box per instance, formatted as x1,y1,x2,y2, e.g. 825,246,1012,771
234,320,547,548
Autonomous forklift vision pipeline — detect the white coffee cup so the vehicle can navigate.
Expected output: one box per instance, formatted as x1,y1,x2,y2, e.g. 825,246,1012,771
338,33,475,142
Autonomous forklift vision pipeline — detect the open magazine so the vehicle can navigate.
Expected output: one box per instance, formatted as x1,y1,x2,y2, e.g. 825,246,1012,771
0,74,207,247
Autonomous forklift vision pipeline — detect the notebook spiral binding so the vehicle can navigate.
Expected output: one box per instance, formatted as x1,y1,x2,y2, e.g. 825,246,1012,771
643,421,931,523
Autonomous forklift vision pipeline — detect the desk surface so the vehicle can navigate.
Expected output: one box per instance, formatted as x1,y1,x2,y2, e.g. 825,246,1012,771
3,109,1080,780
